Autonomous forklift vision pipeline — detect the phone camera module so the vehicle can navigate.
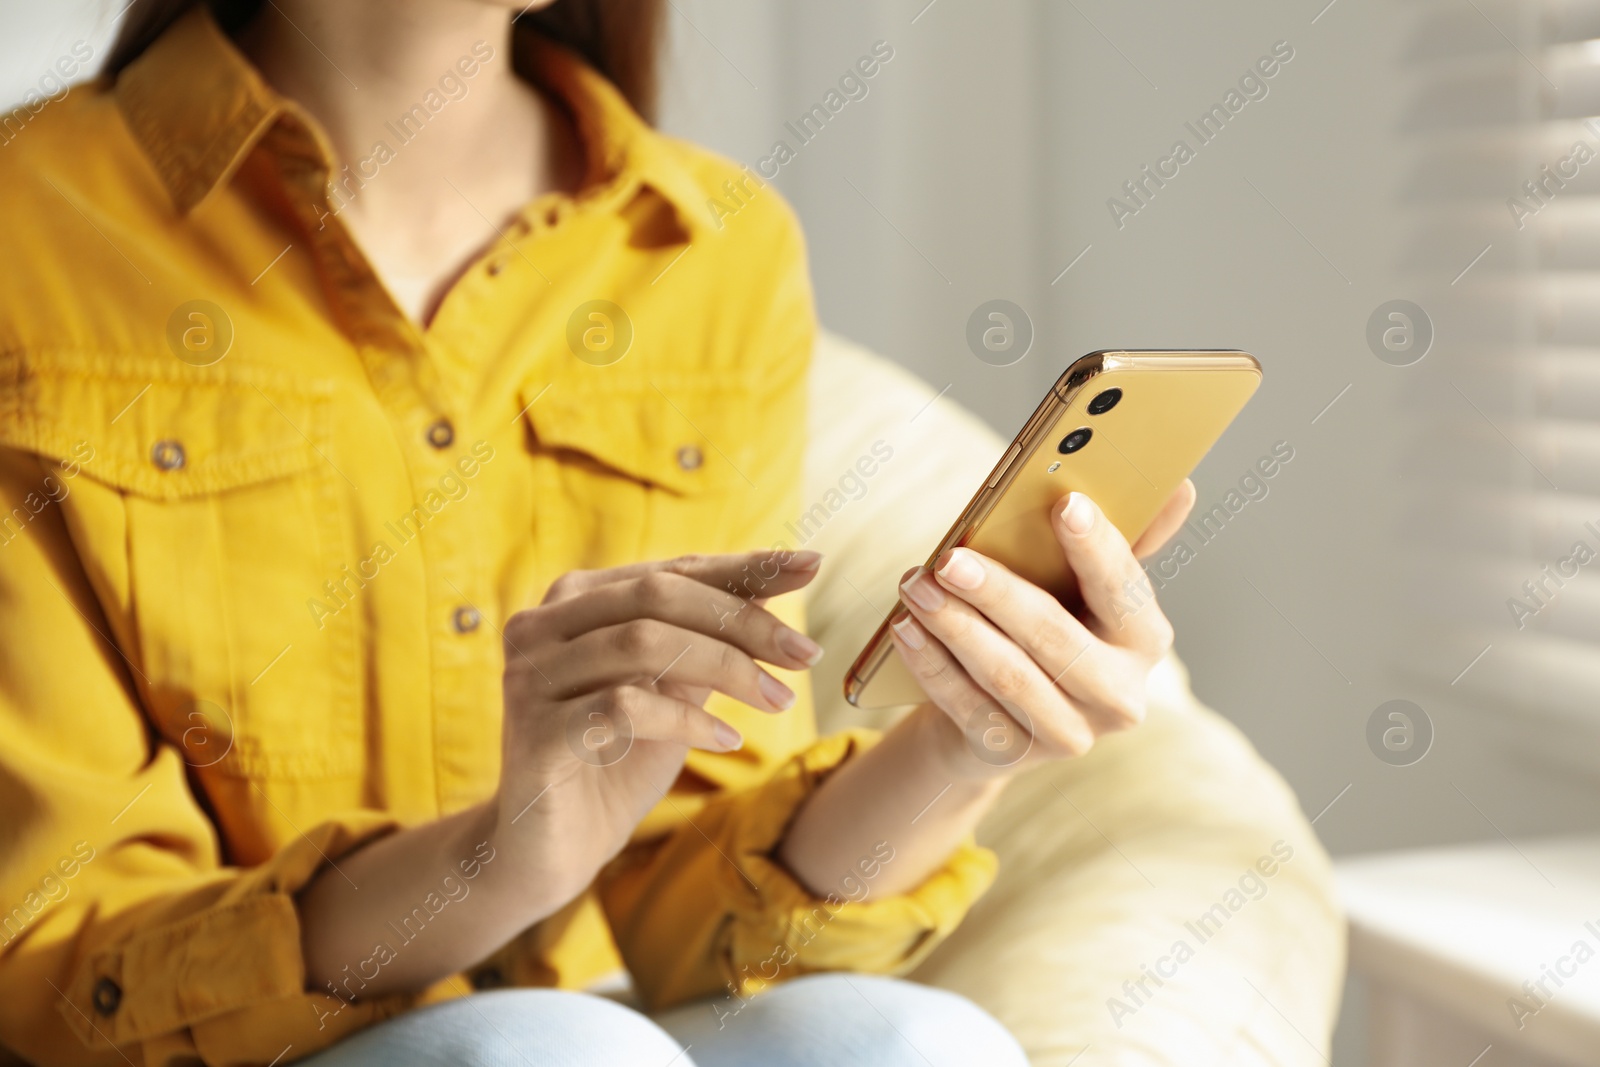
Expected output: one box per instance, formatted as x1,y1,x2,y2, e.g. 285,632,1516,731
1057,427,1093,454
1087,388,1122,415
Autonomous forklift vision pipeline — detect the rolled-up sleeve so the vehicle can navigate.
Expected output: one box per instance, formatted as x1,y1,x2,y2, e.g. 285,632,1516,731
598,729,999,1009
0,445,411,1067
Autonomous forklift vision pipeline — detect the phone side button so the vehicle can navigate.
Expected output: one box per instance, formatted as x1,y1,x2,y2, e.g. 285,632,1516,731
987,443,1022,488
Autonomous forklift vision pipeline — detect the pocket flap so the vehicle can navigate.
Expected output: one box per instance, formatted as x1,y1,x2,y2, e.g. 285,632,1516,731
0,352,331,500
521,378,755,496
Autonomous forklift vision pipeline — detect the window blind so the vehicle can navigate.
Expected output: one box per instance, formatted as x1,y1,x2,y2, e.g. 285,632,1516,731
1400,0,1600,750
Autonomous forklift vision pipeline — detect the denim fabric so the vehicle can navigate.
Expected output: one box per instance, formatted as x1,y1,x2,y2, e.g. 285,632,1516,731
297,975,1027,1067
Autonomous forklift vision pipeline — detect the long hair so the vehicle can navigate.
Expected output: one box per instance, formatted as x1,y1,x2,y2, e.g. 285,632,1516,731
105,0,666,122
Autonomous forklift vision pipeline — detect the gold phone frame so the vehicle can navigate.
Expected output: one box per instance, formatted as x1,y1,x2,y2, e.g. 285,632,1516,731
843,349,1262,709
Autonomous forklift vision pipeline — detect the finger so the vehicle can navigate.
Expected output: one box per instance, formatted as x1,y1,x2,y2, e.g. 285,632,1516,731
542,549,822,605
929,548,1147,730
564,685,744,755
898,572,1095,756
554,618,796,712
1051,492,1174,658
536,570,823,671
1130,478,1196,559
891,617,1038,770
931,548,1094,668
889,615,1030,755
888,611,986,714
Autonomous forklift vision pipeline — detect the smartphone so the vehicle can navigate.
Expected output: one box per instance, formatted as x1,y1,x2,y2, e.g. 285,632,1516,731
844,349,1262,709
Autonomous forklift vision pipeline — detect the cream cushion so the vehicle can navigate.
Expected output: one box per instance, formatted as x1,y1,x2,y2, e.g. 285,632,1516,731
802,331,1346,1066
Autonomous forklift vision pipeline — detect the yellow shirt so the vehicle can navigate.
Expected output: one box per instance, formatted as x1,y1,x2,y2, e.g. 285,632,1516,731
0,9,994,1067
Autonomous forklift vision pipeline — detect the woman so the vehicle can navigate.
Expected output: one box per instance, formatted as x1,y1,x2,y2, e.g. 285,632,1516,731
0,1,1195,1063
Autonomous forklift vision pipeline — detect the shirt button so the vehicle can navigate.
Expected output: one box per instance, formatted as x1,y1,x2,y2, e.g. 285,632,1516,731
486,257,508,277
426,420,455,449
676,445,703,471
92,977,122,1015
151,440,186,471
452,606,482,634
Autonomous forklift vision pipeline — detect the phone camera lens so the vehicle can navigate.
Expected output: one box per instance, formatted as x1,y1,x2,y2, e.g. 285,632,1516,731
1057,427,1093,454
1087,388,1122,415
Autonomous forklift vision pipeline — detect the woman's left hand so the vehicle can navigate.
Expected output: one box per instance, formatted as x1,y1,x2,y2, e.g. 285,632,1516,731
890,480,1196,777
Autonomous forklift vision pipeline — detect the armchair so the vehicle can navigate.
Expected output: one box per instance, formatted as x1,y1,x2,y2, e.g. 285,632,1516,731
801,330,1345,1066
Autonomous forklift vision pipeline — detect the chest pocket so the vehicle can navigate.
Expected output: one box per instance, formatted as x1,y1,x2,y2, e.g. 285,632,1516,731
519,377,761,567
0,353,360,782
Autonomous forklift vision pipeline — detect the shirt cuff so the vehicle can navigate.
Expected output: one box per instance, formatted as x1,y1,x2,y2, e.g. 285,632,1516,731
715,729,999,995
58,812,420,1065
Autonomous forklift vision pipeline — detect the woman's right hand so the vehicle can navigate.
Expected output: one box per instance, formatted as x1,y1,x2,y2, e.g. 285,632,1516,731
491,549,825,907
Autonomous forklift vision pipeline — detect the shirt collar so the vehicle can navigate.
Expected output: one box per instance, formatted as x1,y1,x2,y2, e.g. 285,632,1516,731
114,5,710,235
520,33,711,236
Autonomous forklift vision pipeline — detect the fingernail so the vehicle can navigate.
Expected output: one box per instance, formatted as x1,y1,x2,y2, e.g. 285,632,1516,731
935,549,984,590
758,671,796,710
777,628,825,667
713,720,744,751
788,551,823,570
1061,492,1095,535
892,614,927,650
900,570,946,612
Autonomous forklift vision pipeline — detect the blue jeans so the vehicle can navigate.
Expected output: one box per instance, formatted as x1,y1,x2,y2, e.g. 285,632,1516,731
298,974,1028,1067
